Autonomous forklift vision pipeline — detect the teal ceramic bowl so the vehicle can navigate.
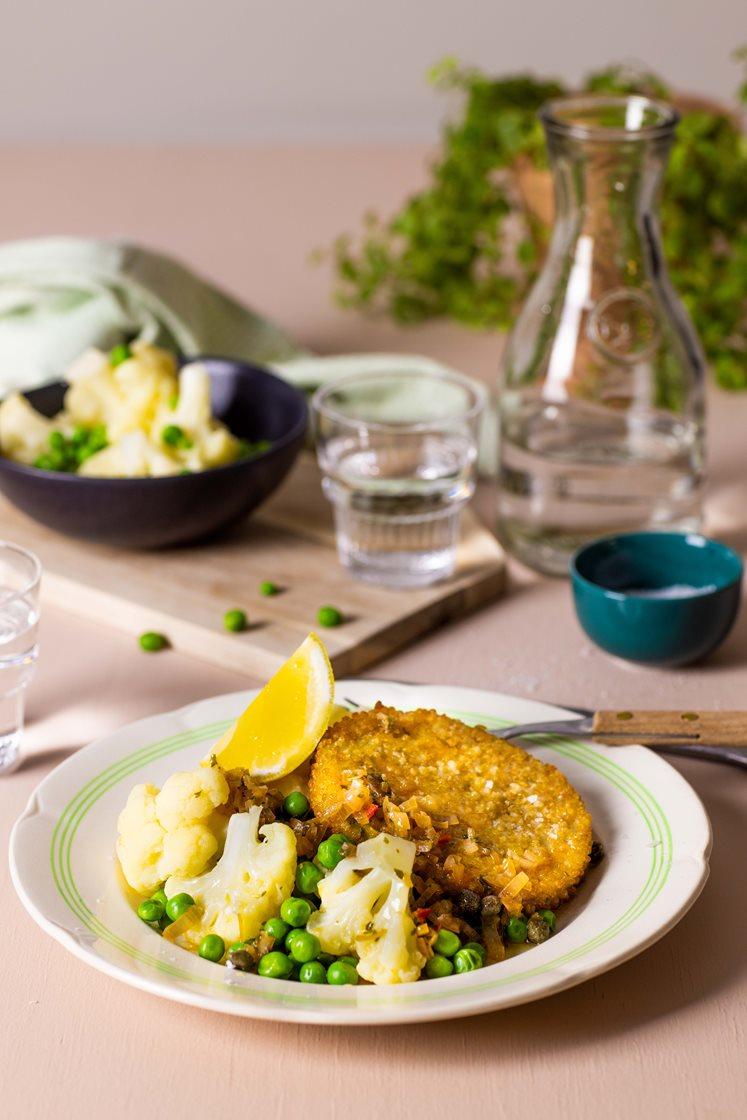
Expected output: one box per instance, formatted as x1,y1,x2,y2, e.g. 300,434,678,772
571,532,743,666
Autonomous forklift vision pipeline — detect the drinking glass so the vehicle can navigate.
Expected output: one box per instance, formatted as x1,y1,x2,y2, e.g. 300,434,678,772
312,370,485,587
0,542,41,774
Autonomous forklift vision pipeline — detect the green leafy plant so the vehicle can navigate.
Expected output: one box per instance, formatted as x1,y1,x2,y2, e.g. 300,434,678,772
329,57,747,389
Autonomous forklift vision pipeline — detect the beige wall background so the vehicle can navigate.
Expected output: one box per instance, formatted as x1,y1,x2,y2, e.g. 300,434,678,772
4,0,745,142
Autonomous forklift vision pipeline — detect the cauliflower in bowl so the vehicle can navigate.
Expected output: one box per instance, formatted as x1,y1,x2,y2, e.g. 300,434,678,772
0,342,271,477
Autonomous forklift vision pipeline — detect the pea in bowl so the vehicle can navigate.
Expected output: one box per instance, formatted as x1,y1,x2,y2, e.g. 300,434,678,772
0,353,307,549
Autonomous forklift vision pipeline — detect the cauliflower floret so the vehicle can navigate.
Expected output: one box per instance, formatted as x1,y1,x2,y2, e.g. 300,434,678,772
356,877,424,985
78,430,182,477
115,783,167,894
195,425,242,468
0,393,54,464
171,361,212,432
65,347,109,383
307,833,426,984
156,765,228,829
308,864,393,955
164,806,296,945
65,342,178,441
116,766,229,894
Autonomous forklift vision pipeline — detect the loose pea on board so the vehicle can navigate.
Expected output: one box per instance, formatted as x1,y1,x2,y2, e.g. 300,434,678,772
139,631,168,653
317,605,343,628
223,609,248,633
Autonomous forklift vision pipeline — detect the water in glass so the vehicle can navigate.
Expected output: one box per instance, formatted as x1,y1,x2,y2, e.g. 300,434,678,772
314,371,484,587
0,544,41,773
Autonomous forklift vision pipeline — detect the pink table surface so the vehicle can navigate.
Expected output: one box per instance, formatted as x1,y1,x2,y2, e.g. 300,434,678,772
1,147,746,1120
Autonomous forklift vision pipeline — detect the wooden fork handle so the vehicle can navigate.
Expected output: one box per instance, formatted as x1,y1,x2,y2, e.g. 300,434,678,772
592,710,747,747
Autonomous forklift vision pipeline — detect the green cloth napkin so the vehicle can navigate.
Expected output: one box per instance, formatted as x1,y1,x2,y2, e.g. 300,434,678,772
0,237,495,472
0,236,303,392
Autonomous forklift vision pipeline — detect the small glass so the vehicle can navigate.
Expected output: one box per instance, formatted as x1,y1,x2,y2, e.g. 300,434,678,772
312,370,485,588
0,542,41,774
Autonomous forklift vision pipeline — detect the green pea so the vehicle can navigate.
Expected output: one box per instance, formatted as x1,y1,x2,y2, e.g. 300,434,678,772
316,834,348,870
258,951,294,979
295,861,323,898
150,889,168,908
338,956,358,967
137,898,164,924
433,929,461,957
286,930,320,964
298,961,327,984
453,947,483,973
425,954,454,979
259,580,279,596
317,605,343,628
280,896,312,928
85,425,107,455
161,424,181,447
165,892,195,921
462,941,487,963
506,917,528,944
263,917,290,942
198,934,225,962
327,960,358,985
228,940,249,953
139,631,168,653
33,455,55,471
237,438,271,460
49,430,67,452
284,791,310,818
538,909,557,932
109,343,132,367
161,423,193,450
223,608,247,633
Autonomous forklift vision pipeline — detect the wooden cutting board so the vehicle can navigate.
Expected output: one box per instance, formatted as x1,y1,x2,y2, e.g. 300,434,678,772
0,454,506,677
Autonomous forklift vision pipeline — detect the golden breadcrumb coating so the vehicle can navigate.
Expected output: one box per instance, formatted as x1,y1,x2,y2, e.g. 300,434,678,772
309,705,592,911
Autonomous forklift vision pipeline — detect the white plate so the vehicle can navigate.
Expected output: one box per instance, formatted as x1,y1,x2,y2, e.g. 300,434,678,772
10,682,711,1025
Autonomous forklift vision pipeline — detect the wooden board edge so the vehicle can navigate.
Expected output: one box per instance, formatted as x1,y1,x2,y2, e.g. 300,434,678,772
41,573,288,682
328,561,507,676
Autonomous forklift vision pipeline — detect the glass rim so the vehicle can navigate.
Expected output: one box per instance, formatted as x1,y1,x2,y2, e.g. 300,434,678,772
539,94,680,143
0,540,42,600
311,368,486,433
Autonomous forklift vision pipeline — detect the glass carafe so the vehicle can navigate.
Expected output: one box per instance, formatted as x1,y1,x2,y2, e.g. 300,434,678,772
497,96,705,576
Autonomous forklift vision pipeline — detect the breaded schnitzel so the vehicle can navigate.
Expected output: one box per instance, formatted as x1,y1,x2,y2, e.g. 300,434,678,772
309,705,592,912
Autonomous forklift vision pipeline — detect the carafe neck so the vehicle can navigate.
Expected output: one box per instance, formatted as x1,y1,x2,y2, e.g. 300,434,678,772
540,96,678,268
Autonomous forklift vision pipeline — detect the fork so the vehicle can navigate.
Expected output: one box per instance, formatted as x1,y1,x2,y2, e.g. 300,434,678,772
497,707,747,770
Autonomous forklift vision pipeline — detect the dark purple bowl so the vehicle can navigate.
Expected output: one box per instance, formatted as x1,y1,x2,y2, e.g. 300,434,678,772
0,356,307,549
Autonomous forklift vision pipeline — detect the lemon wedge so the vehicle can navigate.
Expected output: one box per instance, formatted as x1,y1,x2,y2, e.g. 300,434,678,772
213,633,334,777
